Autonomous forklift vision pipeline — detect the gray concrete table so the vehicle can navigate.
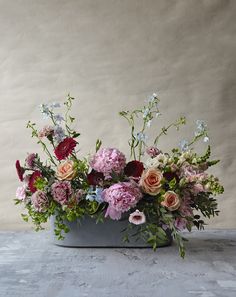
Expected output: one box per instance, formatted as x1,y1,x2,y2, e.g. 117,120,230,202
0,230,235,297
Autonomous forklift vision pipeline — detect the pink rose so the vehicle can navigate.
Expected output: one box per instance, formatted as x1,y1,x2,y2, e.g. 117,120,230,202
56,160,77,180
161,191,180,211
139,168,163,196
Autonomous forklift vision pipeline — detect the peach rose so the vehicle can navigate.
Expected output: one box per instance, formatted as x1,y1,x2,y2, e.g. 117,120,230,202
139,167,163,196
161,191,180,211
56,160,77,180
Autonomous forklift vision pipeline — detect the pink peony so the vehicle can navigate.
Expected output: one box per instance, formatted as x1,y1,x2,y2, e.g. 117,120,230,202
31,190,48,212
90,148,126,179
51,180,72,205
102,182,143,220
105,207,122,220
25,153,37,169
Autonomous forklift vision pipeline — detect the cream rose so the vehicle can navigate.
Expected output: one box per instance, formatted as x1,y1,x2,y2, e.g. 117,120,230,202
139,167,163,196
161,191,180,211
56,160,77,180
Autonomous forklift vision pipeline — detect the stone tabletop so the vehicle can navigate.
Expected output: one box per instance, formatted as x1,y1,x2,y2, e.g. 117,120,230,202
0,230,235,297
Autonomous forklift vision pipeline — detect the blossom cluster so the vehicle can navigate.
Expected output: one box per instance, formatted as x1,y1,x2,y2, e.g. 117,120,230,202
14,94,224,257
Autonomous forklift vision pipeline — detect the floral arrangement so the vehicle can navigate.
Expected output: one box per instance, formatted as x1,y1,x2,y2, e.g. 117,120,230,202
15,94,224,257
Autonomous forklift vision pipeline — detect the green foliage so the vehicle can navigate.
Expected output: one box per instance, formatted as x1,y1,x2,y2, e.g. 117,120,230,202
194,193,220,218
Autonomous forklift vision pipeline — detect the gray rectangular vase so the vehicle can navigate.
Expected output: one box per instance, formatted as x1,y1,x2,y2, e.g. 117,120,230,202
50,215,172,248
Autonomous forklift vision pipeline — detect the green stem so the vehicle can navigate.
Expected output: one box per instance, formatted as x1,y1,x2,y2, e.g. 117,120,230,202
27,122,57,166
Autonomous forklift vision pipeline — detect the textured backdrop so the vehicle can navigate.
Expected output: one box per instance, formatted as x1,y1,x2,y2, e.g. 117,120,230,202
0,0,235,230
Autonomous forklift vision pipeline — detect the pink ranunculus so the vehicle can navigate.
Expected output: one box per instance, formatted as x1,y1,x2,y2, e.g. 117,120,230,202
102,182,142,219
146,146,161,158
25,153,37,169
31,190,48,212
51,180,72,205
90,148,126,179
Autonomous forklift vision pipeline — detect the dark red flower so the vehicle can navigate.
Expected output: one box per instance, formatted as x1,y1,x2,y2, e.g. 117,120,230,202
28,171,42,193
163,172,179,182
124,160,144,178
15,160,24,181
54,137,77,160
87,170,104,186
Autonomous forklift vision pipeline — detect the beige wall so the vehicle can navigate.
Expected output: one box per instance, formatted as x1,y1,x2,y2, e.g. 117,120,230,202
0,0,235,230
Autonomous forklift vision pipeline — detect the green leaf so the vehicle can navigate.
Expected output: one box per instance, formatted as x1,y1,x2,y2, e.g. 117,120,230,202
95,139,102,152
21,214,29,222
169,178,176,189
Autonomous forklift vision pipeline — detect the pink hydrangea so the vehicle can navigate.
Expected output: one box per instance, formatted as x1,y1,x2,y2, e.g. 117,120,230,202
102,182,143,220
31,190,48,212
51,181,72,205
89,148,126,179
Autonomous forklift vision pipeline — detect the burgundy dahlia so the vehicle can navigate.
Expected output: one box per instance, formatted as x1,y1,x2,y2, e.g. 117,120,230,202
54,137,77,160
124,160,144,178
15,160,24,182
87,170,104,186
28,171,42,193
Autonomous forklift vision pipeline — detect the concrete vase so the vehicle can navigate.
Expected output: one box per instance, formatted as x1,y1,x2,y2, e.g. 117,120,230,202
51,215,172,248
